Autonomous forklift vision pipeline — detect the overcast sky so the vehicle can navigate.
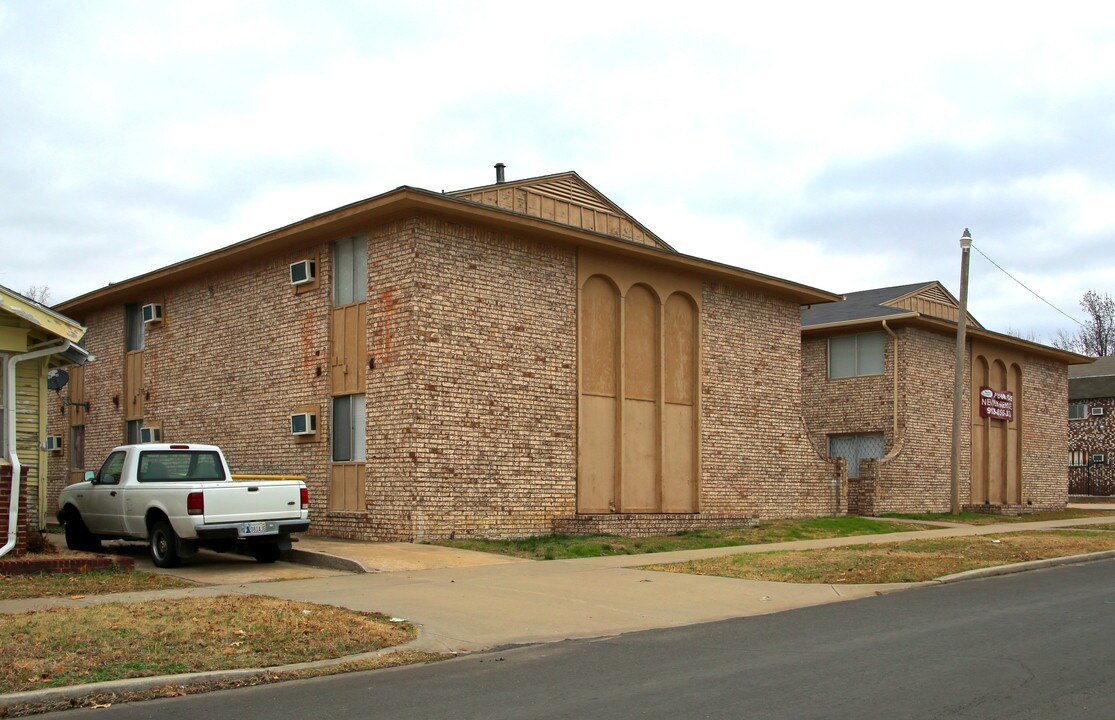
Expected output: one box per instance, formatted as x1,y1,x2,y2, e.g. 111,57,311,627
2,1,1113,343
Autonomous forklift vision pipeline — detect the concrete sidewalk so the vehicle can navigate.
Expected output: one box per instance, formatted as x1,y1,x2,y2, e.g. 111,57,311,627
5,514,1115,707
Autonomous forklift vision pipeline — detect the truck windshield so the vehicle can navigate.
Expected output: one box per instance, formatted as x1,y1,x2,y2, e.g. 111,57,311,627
137,451,226,482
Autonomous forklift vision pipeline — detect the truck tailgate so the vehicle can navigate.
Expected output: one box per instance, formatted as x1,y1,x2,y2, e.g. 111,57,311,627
202,482,303,524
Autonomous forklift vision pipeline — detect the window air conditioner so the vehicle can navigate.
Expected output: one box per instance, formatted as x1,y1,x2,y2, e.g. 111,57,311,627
140,426,162,443
1094,453,1108,465
44,435,63,452
290,259,316,286
290,411,318,436
1092,407,1105,416
142,303,163,325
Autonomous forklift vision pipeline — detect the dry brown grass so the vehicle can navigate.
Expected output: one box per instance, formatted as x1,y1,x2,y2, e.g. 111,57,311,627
0,567,193,600
2,595,416,694
646,530,1115,585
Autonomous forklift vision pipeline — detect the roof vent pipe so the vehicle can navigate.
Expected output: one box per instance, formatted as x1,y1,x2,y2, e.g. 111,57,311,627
495,163,506,184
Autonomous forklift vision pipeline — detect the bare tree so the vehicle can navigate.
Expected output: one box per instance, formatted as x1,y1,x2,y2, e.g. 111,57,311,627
1004,326,1040,343
23,285,51,305
1052,290,1115,357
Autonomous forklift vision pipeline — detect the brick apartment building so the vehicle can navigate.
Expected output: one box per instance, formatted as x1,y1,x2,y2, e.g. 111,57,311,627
801,282,1088,515
1068,355,1115,496
47,170,848,541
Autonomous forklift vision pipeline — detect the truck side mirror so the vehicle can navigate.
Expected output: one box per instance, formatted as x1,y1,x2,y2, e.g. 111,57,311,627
84,470,95,483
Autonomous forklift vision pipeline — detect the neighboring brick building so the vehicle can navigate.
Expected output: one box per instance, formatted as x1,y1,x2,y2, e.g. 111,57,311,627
1068,355,1115,496
801,282,1088,515
47,170,845,541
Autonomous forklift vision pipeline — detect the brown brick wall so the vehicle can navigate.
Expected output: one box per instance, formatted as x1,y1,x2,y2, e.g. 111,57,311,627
398,217,578,540
1021,355,1069,506
0,464,29,556
702,283,840,519
1069,397,1115,495
803,326,1068,513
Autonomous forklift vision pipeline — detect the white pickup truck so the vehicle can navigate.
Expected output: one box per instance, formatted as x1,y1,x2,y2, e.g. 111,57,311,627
57,443,310,567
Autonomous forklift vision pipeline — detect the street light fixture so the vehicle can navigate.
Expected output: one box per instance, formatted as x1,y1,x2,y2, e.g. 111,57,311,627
950,228,973,514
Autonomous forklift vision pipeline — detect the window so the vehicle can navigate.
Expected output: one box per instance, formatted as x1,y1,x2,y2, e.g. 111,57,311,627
1069,403,1088,420
332,394,366,462
126,419,142,444
828,332,885,379
829,433,886,477
70,426,85,471
1069,449,1087,467
125,303,144,351
137,450,225,481
333,235,368,306
1094,453,1108,465
96,451,126,485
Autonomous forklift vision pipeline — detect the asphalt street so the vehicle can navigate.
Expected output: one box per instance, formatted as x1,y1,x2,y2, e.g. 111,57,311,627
45,558,1115,720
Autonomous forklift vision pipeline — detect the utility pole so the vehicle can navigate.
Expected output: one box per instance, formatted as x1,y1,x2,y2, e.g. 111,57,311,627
950,228,973,515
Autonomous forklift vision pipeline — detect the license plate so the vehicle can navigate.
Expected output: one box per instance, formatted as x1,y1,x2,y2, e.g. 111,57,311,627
240,521,276,536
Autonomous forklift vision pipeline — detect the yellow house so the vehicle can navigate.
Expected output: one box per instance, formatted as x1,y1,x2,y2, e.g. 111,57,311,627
0,285,88,557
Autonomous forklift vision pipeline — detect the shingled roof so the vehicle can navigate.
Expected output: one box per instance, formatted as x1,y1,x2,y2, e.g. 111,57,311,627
801,281,981,329
1069,355,1115,400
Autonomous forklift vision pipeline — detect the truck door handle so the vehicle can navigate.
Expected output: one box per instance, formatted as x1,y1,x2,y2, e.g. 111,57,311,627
110,491,117,497
248,487,259,492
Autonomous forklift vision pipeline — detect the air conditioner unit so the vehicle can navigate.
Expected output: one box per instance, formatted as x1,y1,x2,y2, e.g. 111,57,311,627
142,303,163,325
290,259,316,286
1094,453,1108,465
1092,407,1105,416
290,411,318,436
140,426,163,443
44,435,63,452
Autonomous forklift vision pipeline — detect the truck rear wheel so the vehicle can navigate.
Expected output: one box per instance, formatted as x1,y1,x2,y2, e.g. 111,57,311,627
149,519,182,568
252,543,281,564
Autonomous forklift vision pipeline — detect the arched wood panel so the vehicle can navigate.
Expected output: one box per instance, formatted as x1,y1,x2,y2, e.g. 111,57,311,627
662,293,697,512
622,284,659,512
578,275,619,513
970,342,1024,506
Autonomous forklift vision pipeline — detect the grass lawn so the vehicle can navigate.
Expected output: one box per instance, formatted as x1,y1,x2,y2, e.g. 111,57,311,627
430,516,932,560
0,566,193,601
3,595,419,695
879,508,1115,525
645,530,1115,584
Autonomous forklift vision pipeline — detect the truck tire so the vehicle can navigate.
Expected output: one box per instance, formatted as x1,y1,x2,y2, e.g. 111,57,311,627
149,519,182,568
64,510,102,552
252,543,281,564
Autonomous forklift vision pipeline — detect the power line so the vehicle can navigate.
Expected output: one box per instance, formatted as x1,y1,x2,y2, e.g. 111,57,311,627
971,243,1084,328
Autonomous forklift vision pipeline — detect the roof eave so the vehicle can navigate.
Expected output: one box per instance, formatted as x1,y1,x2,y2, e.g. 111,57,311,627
58,186,841,315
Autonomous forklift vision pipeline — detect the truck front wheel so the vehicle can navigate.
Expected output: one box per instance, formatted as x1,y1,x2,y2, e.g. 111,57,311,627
149,519,182,568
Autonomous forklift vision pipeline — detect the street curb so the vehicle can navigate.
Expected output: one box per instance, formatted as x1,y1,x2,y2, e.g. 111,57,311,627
286,548,367,574
934,549,1115,584
0,639,428,708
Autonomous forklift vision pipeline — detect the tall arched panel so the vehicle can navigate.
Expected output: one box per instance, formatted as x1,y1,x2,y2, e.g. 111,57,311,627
970,354,990,504
1006,363,1023,504
987,360,1008,504
662,293,698,512
578,275,619,513
622,284,659,512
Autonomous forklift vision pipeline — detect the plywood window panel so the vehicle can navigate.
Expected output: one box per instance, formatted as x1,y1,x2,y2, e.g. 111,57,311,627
68,364,85,426
329,463,365,512
124,350,144,421
331,303,367,396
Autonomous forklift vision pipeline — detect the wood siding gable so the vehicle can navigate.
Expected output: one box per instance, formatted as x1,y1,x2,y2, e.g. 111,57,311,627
883,282,982,328
450,172,674,252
